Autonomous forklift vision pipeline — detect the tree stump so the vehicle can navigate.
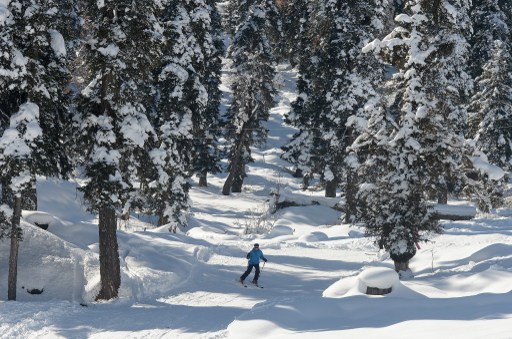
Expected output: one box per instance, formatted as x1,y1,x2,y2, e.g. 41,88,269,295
366,286,392,295
358,267,399,296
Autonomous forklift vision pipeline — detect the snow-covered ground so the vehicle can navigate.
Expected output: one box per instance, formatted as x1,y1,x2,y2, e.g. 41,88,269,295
1,65,512,338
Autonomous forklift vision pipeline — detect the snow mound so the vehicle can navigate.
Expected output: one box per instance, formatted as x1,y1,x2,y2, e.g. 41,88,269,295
324,267,411,298
22,210,56,228
348,229,364,237
266,225,294,238
0,223,87,302
298,231,328,242
467,243,512,263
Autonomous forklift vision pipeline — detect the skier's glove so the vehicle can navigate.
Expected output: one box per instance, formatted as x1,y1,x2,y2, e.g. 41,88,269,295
264,259,268,262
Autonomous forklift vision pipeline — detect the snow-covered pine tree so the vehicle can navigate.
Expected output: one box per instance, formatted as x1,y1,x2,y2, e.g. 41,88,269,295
0,0,75,299
470,40,512,170
280,0,312,66
377,0,473,204
280,0,315,181
189,0,224,188
222,1,277,195
469,0,509,79
324,0,390,218
468,0,511,164
465,40,512,211
145,0,212,230
224,0,251,37
355,0,474,274
353,98,441,274
302,0,342,197
0,0,75,209
261,0,283,60
229,0,283,54
281,0,334,192
283,0,389,198
77,0,161,300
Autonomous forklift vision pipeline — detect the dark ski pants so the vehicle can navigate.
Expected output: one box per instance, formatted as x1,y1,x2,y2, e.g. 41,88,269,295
240,264,260,282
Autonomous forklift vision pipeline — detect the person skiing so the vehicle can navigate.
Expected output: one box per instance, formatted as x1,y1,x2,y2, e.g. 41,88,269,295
240,243,267,286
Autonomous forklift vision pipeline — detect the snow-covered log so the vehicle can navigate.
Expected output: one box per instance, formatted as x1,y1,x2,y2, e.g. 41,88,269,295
432,204,477,220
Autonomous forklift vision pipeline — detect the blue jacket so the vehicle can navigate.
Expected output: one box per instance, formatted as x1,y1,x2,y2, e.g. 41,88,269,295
247,249,267,265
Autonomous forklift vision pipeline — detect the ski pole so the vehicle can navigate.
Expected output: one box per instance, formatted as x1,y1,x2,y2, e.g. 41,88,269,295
260,261,266,276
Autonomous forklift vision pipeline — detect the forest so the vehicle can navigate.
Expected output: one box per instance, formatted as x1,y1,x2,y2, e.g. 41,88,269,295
1,0,511,303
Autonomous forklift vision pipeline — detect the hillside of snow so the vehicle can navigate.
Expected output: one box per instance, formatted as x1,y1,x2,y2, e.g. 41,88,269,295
0,64,511,338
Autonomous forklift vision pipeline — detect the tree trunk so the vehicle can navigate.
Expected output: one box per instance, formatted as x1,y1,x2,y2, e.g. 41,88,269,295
198,172,207,187
22,177,37,210
302,173,311,190
96,206,121,301
222,138,246,195
345,171,358,223
292,168,303,178
8,196,22,301
224,160,245,194
120,210,130,221
437,185,448,204
222,171,234,195
158,209,169,226
325,179,337,198
231,163,245,193
393,260,410,273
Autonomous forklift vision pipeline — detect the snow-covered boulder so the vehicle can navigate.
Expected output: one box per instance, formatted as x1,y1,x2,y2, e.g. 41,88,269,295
298,231,328,242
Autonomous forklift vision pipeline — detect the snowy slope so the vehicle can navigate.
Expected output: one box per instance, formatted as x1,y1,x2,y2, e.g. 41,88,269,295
0,64,512,338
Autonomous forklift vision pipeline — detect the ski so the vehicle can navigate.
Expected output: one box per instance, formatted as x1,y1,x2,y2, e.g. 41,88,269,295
237,279,247,287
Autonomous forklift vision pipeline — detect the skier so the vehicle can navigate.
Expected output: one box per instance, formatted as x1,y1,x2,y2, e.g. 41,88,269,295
240,243,267,286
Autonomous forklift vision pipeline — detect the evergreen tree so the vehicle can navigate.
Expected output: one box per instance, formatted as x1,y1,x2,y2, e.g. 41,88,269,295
282,0,390,198
353,99,440,274
469,40,512,171
321,0,390,200
281,0,331,191
190,0,224,188
145,0,198,230
222,1,277,195
327,0,391,219
77,0,162,300
261,0,283,60
225,0,251,37
354,0,473,274
280,0,313,66
279,0,320,180
465,40,512,211
380,0,473,204
226,0,282,55
0,0,75,300
469,0,509,79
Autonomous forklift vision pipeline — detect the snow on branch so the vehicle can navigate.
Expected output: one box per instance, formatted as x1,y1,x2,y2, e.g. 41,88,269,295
470,156,506,181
